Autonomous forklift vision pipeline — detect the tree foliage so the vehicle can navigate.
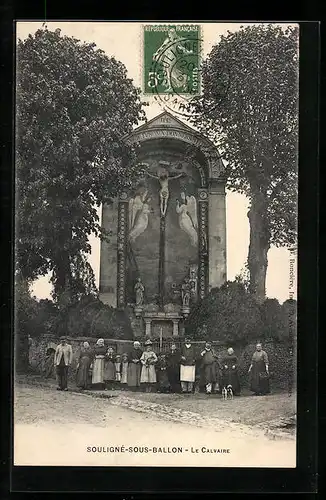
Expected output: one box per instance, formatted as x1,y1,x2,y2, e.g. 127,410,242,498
55,295,133,339
16,286,133,357
15,279,38,372
185,281,296,345
16,27,146,299
185,281,264,344
188,24,298,300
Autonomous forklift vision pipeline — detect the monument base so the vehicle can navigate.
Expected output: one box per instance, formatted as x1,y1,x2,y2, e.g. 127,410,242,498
134,306,143,318
181,306,190,319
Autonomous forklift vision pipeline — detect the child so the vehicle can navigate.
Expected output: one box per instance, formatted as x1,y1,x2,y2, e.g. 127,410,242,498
120,352,129,390
156,353,170,393
140,339,158,393
115,354,121,389
103,347,116,390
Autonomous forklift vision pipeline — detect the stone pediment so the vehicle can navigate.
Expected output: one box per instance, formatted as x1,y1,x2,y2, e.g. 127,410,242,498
127,112,225,180
135,111,195,132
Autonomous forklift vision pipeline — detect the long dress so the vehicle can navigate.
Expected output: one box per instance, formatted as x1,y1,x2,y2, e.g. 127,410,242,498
167,350,181,392
221,353,241,395
156,357,170,392
76,348,93,389
92,346,107,385
103,354,116,382
140,350,158,383
127,348,143,387
250,350,270,395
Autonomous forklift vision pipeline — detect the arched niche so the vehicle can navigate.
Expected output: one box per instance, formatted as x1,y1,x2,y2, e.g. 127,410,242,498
99,112,227,333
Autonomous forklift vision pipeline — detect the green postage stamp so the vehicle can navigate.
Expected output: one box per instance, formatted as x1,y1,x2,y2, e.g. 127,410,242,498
143,24,201,96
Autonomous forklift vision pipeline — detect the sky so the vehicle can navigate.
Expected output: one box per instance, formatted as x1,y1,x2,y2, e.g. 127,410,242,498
16,21,298,303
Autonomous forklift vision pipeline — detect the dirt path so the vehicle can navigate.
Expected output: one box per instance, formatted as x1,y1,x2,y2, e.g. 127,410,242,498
14,385,296,467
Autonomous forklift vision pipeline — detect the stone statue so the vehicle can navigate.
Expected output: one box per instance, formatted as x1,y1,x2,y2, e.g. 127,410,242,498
129,188,152,243
134,277,145,306
129,201,151,243
189,266,198,298
176,192,198,247
181,278,191,308
129,188,148,229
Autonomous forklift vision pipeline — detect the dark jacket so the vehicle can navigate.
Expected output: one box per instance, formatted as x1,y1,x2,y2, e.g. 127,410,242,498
167,349,181,368
180,345,196,366
128,348,143,363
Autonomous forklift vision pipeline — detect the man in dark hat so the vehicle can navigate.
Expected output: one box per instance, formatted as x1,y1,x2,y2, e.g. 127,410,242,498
54,336,73,391
180,337,196,393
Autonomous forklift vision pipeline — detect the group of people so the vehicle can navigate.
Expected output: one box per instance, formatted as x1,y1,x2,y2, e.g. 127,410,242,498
52,336,271,397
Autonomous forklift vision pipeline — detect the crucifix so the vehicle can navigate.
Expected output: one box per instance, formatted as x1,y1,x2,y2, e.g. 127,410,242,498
146,165,185,308
146,167,184,217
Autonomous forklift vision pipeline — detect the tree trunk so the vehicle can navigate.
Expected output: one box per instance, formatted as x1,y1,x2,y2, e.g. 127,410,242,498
52,228,73,303
53,256,70,289
247,193,270,302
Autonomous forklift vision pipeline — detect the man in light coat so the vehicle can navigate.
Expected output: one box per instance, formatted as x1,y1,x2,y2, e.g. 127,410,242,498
54,336,73,391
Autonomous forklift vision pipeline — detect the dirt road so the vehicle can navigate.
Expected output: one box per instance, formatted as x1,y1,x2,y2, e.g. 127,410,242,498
14,385,296,467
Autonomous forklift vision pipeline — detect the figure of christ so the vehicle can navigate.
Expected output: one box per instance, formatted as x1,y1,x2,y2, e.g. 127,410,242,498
146,167,185,217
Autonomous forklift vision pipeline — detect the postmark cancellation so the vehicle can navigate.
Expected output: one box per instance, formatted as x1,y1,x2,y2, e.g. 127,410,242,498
143,24,201,97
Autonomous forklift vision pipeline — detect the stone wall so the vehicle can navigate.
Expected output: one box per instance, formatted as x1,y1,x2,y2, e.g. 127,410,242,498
27,335,294,390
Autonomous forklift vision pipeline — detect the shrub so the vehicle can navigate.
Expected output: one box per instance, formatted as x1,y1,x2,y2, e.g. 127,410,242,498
32,299,59,337
185,281,297,346
260,298,285,341
16,288,133,350
185,281,263,344
54,295,133,340
15,280,38,371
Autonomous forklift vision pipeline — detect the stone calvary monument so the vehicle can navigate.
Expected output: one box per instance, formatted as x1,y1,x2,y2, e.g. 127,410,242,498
99,111,227,338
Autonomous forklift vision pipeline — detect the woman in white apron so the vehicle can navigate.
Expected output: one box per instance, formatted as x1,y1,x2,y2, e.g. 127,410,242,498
92,338,106,389
180,338,196,393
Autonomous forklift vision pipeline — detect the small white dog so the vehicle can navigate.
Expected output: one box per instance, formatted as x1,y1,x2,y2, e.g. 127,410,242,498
222,385,234,400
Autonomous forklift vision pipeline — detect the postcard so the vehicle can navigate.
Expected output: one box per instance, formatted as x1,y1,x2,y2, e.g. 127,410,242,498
14,21,298,468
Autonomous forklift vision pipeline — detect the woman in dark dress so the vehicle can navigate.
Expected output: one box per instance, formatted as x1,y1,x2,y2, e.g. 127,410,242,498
104,347,116,390
156,353,170,393
248,343,270,395
221,347,241,395
76,341,93,390
127,341,143,391
166,343,181,393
